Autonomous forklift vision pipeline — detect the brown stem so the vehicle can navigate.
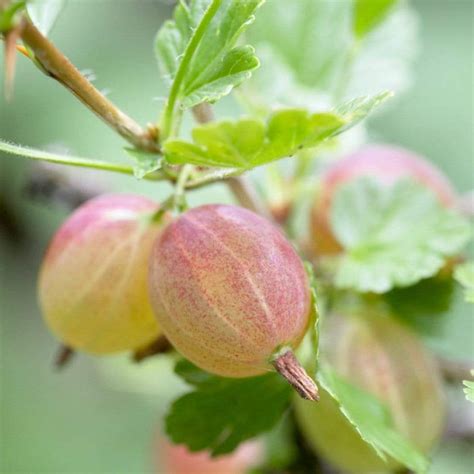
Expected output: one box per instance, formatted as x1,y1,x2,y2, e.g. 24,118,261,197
20,19,160,153
272,349,319,401
132,335,173,362
227,175,273,219
54,344,75,370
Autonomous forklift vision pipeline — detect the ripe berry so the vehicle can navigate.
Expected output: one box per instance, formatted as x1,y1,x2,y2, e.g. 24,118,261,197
295,310,446,473
148,204,318,399
39,194,170,354
311,144,457,254
156,439,263,474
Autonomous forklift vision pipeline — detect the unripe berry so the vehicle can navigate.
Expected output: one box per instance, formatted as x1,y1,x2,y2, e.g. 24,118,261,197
295,311,446,473
39,194,170,354
311,145,457,254
149,204,318,399
156,439,263,474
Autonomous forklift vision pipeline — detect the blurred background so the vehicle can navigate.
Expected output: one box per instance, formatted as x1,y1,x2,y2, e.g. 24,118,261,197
0,0,472,472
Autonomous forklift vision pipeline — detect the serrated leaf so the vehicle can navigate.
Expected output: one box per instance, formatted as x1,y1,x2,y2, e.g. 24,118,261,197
385,275,454,334
331,178,471,293
155,0,263,108
155,0,209,84
333,91,392,133
454,262,474,303
353,0,397,39
245,1,417,107
463,372,474,403
164,94,388,169
27,0,65,35
123,147,162,179
318,366,429,473
166,360,292,456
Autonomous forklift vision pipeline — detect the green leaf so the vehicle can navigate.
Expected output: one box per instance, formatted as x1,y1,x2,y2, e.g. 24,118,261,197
463,372,474,403
247,0,351,92
353,0,397,39
155,0,208,85
245,1,417,106
385,275,455,334
27,0,66,35
454,262,474,303
123,147,162,179
331,178,471,293
164,94,389,169
318,366,429,473
333,91,393,133
155,0,263,109
166,360,292,456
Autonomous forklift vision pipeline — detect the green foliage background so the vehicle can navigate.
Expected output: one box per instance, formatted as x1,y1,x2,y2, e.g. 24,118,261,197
0,1,472,472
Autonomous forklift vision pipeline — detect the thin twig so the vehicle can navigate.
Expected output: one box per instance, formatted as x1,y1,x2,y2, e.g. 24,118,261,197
226,175,273,219
19,19,160,153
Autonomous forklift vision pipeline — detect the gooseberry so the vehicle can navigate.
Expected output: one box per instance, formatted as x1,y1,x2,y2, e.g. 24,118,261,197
294,310,446,473
39,194,170,354
311,144,457,254
148,204,318,399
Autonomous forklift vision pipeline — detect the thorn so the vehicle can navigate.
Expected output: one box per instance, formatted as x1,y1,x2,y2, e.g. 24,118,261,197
3,25,21,101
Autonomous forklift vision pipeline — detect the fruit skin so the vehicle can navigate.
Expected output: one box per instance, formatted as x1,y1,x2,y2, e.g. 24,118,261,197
294,311,446,474
148,204,311,378
39,194,170,354
311,144,457,254
156,439,263,474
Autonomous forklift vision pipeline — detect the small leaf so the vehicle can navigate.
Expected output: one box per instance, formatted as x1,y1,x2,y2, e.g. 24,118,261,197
318,366,429,473
333,91,393,133
353,0,398,39
331,178,471,293
123,147,162,179
454,262,474,303
164,93,389,169
155,0,264,108
27,0,66,35
245,1,417,105
166,360,292,456
463,371,474,403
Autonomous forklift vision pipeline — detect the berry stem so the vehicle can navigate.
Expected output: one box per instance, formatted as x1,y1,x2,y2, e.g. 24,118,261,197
272,349,319,401
54,344,75,370
132,335,173,362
